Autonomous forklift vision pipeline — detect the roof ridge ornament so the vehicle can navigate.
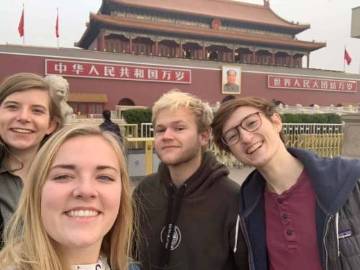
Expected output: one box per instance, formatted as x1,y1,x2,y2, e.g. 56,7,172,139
263,0,270,8
211,18,221,30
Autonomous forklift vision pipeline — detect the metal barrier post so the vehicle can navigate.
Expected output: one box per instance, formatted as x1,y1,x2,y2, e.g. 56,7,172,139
126,137,154,175
145,140,153,175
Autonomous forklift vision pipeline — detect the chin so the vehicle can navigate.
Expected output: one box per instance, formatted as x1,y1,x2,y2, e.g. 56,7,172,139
161,158,180,166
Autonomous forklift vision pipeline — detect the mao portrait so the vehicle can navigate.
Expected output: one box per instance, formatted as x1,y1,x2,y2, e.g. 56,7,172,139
222,66,241,94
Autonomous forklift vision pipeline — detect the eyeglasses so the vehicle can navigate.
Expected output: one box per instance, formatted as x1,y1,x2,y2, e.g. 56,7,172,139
221,111,262,146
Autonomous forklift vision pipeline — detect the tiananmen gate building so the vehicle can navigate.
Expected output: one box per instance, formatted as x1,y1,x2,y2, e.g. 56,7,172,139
1,0,359,115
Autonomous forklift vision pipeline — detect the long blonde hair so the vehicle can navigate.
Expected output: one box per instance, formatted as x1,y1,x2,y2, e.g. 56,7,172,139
0,125,133,270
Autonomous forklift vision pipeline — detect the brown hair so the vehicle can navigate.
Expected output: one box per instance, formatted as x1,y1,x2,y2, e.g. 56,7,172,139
211,96,284,152
0,72,63,129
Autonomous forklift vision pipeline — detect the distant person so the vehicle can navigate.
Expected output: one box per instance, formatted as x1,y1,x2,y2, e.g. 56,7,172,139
0,125,136,270
0,73,63,248
133,90,248,270
211,96,360,270
223,69,240,93
221,94,236,104
100,110,122,141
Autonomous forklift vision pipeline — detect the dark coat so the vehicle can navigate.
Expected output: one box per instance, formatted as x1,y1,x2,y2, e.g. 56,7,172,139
99,120,122,141
239,148,360,270
133,151,248,270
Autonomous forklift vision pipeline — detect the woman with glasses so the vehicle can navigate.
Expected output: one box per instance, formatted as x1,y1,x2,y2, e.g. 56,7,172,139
211,96,360,270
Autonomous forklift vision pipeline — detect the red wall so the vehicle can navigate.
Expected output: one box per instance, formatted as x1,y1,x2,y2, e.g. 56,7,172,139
1,53,359,108
242,73,360,106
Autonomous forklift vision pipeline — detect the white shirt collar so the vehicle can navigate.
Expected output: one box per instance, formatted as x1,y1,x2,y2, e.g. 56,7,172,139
71,255,110,270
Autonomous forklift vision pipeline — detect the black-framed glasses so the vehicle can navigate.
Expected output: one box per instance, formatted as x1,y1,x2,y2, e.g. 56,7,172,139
221,111,262,146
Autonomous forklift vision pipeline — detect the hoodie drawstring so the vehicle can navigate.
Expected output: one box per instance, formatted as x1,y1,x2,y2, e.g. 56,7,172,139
233,214,240,253
158,184,186,268
335,212,340,257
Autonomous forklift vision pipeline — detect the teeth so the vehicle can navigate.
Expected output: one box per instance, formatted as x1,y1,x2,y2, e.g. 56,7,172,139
67,210,98,217
247,142,262,154
12,128,32,134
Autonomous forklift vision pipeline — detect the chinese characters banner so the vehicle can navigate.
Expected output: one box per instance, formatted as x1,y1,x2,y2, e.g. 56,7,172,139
268,75,358,93
45,59,191,84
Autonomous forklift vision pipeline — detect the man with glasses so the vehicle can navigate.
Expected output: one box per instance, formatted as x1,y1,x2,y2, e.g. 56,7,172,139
211,96,360,270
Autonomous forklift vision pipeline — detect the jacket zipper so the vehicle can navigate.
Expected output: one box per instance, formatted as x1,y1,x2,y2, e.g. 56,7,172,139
323,215,333,270
239,216,256,270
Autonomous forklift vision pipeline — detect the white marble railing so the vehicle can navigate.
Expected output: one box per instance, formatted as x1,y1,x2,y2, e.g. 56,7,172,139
276,104,359,115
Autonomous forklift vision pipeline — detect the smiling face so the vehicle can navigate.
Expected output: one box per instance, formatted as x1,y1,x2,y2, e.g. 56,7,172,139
154,107,209,167
40,135,122,259
222,106,284,168
0,88,57,154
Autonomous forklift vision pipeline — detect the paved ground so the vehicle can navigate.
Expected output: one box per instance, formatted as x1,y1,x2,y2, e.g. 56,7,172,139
229,166,255,185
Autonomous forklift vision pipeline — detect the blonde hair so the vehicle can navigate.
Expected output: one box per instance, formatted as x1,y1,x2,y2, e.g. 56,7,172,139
152,89,213,132
0,125,133,270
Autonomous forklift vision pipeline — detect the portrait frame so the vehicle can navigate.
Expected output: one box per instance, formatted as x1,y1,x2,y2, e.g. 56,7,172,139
222,66,241,94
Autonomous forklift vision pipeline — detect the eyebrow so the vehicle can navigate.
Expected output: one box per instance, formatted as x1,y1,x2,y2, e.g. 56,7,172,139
156,120,187,127
3,100,48,110
224,112,259,134
50,164,119,172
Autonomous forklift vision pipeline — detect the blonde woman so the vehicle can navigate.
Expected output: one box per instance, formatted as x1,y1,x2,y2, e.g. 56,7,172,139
0,125,136,270
0,73,63,246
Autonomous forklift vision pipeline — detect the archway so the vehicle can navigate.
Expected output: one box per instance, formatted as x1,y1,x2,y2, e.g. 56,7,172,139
118,98,135,106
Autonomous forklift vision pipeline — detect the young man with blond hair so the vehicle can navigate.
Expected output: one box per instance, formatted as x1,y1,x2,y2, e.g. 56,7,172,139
211,96,360,270
133,90,248,270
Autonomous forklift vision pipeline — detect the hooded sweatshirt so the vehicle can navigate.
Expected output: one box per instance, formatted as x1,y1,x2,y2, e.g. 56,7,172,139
133,151,248,270
239,148,360,270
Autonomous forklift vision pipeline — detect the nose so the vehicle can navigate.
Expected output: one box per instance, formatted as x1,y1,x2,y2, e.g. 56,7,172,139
162,128,174,139
16,108,31,122
238,128,254,143
72,178,97,199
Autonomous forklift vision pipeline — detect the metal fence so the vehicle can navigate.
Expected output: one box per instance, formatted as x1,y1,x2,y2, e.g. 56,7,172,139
141,123,154,138
210,123,344,168
72,120,344,166
282,123,344,157
122,122,344,158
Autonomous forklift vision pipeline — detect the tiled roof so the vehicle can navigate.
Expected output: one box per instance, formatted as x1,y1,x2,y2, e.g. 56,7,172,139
77,13,325,51
103,0,309,32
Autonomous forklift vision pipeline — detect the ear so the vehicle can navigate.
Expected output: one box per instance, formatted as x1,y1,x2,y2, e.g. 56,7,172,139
199,129,211,147
46,118,58,135
270,113,283,133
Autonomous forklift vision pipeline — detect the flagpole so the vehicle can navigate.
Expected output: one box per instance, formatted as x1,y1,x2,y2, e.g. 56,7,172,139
56,8,59,48
22,4,25,45
343,46,346,73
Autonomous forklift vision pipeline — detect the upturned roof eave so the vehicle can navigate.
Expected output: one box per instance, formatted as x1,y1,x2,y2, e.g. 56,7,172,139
101,0,309,34
80,14,325,52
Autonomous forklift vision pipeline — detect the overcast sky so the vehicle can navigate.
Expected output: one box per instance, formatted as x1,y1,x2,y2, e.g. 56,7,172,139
1,0,359,73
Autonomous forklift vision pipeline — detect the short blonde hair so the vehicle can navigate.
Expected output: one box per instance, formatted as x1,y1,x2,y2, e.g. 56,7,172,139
152,89,213,132
0,125,133,270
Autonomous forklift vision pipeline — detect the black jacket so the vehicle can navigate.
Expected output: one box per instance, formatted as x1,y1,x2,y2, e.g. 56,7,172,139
133,151,248,270
0,148,23,250
239,148,360,270
99,120,122,141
